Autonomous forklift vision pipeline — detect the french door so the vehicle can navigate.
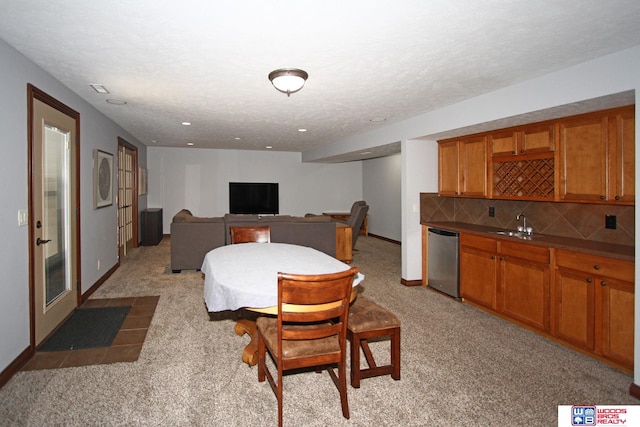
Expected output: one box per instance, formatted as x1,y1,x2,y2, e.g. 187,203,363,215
117,138,138,257
29,85,80,346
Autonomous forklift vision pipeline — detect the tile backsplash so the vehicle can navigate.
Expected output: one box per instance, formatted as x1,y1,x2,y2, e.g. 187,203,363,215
420,193,635,247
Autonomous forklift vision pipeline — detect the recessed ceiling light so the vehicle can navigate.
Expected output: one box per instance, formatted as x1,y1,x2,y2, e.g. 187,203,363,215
266,146,273,149
151,140,157,144
369,118,387,123
187,142,194,146
234,137,242,140
90,84,109,94
106,99,126,105
181,121,191,126
298,128,307,132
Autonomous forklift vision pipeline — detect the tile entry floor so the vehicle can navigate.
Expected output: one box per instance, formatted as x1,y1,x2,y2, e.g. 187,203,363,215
23,296,159,371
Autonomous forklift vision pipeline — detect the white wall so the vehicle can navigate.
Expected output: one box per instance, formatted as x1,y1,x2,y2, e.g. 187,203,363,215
148,147,363,233
0,39,146,372
362,154,402,241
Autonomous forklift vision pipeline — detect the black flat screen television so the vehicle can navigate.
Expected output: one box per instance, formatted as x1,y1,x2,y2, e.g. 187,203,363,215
229,182,279,215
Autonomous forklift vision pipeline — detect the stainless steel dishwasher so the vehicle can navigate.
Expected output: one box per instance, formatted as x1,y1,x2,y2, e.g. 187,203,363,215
427,228,460,299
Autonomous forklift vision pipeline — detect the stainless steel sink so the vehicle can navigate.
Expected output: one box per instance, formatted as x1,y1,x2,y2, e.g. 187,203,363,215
490,230,534,240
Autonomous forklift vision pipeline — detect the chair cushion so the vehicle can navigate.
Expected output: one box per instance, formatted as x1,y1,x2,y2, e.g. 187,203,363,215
348,296,400,333
257,317,340,359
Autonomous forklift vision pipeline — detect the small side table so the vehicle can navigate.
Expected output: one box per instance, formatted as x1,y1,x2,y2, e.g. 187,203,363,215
323,212,368,236
141,208,163,246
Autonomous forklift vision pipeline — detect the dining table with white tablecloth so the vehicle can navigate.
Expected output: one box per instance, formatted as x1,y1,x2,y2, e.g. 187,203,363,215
201,242,364,365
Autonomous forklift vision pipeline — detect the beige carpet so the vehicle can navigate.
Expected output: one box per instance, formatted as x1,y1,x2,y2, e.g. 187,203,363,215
0,236,636,426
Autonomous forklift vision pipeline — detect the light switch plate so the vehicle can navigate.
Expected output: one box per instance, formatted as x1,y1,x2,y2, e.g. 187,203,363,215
18,209,28,227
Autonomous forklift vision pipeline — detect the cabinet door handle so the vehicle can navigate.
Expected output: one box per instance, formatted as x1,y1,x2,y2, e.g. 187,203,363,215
615,196,621,200
601,281,607,286
491,256,495,260
499,256,504,261
586,278,592,283
600,195,606,200
512,150,516,154
593,265,600,270
520,149,525,154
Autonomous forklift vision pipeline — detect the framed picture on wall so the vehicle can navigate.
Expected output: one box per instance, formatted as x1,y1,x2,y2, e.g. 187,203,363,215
138,167,148,195
94,149,113,208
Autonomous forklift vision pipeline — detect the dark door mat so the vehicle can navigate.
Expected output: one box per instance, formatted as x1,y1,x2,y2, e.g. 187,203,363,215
39,306,131,352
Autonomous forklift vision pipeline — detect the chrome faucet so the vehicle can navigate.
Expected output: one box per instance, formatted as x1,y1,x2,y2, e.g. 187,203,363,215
516,213,532,235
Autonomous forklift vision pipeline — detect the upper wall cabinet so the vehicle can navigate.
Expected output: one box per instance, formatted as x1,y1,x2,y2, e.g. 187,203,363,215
489,124,555,158
438,136,487,197
558,106,635,205
438,105,634,204
611,108,635,204
557,114,608,202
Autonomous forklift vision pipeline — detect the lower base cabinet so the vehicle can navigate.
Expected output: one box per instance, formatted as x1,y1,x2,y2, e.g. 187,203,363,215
460,234,549,331
498,241,550,332
458,233,633,372
553,250,634,370
460,234,497,310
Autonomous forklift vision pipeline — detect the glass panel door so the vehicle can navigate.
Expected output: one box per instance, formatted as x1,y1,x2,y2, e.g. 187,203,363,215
43,125,72,305
32,92,78,346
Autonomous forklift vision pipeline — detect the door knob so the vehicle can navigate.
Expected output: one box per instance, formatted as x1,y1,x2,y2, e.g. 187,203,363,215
36,237,51,246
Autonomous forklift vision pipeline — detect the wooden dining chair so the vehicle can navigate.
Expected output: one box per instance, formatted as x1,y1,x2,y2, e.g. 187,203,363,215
257,267,359,427
230,225,271,244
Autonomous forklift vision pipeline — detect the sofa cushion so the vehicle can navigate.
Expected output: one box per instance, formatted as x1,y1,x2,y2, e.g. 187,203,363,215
188,216,224,223
261,215,294,222
293,215,333,223
224,214,260,222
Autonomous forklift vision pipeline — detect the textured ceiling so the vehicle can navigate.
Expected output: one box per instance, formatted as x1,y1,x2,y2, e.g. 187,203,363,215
1,1,639,161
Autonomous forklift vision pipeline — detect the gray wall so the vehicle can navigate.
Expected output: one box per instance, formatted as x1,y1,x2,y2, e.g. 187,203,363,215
0,39,147,371
363,153,401,241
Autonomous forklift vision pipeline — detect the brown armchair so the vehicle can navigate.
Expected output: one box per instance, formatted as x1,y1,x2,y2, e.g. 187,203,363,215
345,203,369,249
306,201,369,249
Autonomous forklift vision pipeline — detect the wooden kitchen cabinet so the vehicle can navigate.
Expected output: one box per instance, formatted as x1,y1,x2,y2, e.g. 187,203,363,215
558,106,635,204
610,108,635,204
553,250,634,370
489,124,555,157
460,234,550,331
558,113,608,202
438,140,459,197
460,234,497,310
430,228,634,372
438,105,633,204
438,136,487,197
498,240,550,331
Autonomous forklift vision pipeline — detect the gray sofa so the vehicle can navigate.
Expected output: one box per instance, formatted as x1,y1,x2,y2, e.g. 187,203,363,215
170,209,226,273
170,210,337,273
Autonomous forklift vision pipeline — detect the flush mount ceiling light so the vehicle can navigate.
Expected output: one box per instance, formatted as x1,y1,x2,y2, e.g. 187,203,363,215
106,99,126,105
90,83,109,94
268,68,308,97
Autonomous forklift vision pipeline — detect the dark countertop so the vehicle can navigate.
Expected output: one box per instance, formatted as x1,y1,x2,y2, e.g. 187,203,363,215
422,221,635,262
